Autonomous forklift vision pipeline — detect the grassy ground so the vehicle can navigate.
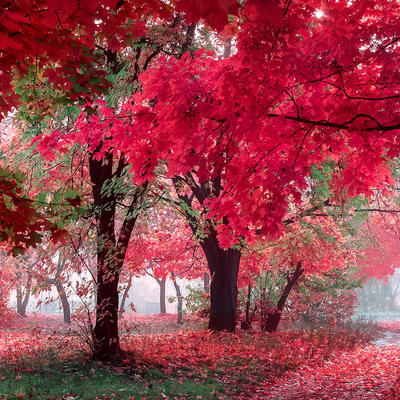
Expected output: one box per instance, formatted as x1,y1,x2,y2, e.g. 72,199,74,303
0,314,388,400
0,360,224,400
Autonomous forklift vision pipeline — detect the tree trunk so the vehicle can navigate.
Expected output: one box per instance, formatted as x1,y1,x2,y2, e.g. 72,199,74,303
90,152,120,359
172,272,183,325
89,152,145,359
203,272,210,292
45,259,70,323
16,285,24,316
16,274,31,317
55,280,71,323
201,232,241,332
158,278,167,314
119,274,133,319
262,262,303,332
172,172,240,332
241,285,252,330
93,259,121,358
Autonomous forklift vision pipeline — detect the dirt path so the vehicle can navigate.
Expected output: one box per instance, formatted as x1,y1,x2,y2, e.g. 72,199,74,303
252,343,400,400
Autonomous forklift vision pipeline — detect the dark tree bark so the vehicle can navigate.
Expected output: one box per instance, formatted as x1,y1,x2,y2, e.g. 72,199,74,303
200,232,241,332
173,175,241,332
203,38,239,332
90,153,119,359
89,152,146,359
166,26,241,332
262,262,303,332
241,284,252,330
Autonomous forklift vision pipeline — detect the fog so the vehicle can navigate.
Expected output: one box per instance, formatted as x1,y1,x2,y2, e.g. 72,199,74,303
8,275,197,316
355,268,400,321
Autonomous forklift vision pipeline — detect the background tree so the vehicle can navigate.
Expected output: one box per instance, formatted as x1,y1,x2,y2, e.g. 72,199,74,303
131,206,207,320
13,253,37,317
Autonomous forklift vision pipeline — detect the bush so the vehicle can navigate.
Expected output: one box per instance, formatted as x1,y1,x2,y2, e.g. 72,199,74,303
284,290,358,326
71,305,96,354
237,268,362,330
184,284,210,318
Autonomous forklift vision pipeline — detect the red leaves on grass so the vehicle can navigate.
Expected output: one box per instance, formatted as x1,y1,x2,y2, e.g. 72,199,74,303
0,313,84,365
1,314,399,399
122,326,384,398
265,345,400,400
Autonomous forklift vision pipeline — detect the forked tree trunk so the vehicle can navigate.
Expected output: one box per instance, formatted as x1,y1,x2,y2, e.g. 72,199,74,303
262,262,303,332
173,177,241,332
146,268,167,315
89,152,145,360
46,260,70,323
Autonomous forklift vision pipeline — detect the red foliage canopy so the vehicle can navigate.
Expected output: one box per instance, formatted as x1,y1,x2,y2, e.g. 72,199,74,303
5,1,400,262
0,0,236,117
120,0,400,245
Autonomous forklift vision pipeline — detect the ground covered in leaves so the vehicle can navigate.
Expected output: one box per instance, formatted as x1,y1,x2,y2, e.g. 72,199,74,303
0,314,399,399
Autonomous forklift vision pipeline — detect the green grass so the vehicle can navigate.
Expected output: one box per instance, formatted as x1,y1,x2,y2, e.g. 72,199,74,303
0,361,225,400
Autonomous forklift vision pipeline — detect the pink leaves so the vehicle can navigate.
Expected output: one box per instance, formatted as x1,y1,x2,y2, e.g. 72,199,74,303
1,313,399,399
266,344,400,399
121,323,392,399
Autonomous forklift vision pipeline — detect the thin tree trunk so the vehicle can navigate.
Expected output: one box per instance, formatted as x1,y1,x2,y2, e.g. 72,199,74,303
16,284,24,316
119,274,133,319
259,273,268,329
86,253,98,305
203,272,210,292
45,259,70,323
171,272,183,324
55,280,71,323
241,284,252,330
16,274,32,317
262,262,303,332
157,277,167,315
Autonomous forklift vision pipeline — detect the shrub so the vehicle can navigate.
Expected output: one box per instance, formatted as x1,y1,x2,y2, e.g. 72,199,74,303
184,284,210,318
